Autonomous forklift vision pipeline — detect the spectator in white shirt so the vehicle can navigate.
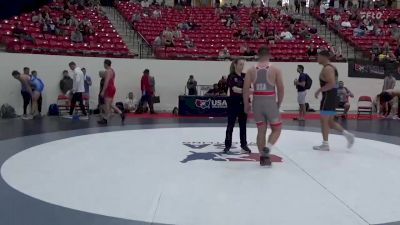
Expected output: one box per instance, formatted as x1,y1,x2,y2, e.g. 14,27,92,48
332,12,341,22
153,8,162,18
219,46,230,59
319,3,326,18
141,0,150,8
124,92,138,112
67,61,87,117
280,30,294,40
173,27,182,38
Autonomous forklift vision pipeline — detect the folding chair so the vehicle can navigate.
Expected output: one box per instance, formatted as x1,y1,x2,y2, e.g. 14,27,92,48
357,96,373,119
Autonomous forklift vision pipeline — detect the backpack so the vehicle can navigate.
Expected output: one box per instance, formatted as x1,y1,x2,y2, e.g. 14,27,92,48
0,104,16,119
304,74,313,90
48,104,60,116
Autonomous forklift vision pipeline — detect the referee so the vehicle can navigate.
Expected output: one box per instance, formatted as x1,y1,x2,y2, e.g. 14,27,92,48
223,59,251,154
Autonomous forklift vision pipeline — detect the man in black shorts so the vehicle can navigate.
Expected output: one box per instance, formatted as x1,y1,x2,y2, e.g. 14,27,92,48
313,50,355,151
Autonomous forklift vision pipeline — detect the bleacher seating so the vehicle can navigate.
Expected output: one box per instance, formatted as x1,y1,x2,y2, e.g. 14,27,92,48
0,1,133,58
310,7,399,57
116,2,331,61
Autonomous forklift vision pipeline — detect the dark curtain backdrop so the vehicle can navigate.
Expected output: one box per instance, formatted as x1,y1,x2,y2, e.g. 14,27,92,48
0,0,50,20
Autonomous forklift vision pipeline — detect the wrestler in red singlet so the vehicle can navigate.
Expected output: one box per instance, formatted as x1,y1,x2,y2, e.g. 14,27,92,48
105,67,116,99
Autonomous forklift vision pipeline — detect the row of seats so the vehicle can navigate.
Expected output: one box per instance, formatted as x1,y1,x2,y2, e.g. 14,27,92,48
310,7,400,56
116,2,331,61
0,1,133,57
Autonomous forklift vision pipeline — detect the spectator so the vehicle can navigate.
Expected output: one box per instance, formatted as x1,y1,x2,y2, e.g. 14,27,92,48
215,6,223,16
60,70,73,95
184,35,195,48
251,28,262,39
163,27,174,47
124,92,138,112
81,68,92,96
43,19,59,35
31,11,45,24
319,2,327,18
61,9,73,25
373,23,383,36
137,69,155,114
243,46,256,56
299,27,311,40
378,50,395,62
265,29,278,44
131,12,141,26
307,44,318,56
301,0,307,13
394,43,400,60
332,12,341,23
82,17,92,27
280,29,294,40
341,19,352,28
337,81,354,118
12,23,35,44
161,0,166,6
151,0,159,6
383,42,391,53
366,21,374,32
219,46,231,59
153,8,162,18
330,45,343,60
141,0,150,8
288,24,298,35
205,83,221,96
186,75,198,95
391,26,400,40
153,32,163,47
186,19,200,30
371,42,381,61
353,24,366,37
173,27,182,39
295,0,300,13
71,27,84,43
218,76,229,94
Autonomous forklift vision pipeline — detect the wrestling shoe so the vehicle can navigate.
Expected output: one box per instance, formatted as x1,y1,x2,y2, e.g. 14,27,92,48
223,147,230,154
97,119,108,125
241,146,252,154
313,144,330,151
120,112,126,123
260,147,271,167
343,131,355,149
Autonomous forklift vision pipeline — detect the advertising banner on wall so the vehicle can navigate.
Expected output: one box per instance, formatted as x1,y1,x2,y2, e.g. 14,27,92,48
348,59,400,79
179,96,228,116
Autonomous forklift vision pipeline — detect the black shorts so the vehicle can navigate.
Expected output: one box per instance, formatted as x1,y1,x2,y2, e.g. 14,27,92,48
337,102,346,108
320,90,337,115
98,95,105,105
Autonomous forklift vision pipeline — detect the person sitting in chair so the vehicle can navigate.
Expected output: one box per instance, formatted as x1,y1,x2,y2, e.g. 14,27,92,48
379,89,400,119
337,81,354,118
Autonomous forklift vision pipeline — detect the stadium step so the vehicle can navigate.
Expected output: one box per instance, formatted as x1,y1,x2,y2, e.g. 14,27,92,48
299,11,357,60
102,6,153,58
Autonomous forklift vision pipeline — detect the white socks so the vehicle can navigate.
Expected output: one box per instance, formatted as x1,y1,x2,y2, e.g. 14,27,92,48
266,143,273,149
322,141,329,146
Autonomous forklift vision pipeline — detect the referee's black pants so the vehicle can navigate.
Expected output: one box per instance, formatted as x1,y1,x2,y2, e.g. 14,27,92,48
225,97,247,149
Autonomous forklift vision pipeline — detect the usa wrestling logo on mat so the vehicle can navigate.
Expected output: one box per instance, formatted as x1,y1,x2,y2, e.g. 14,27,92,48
181,142,283,163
